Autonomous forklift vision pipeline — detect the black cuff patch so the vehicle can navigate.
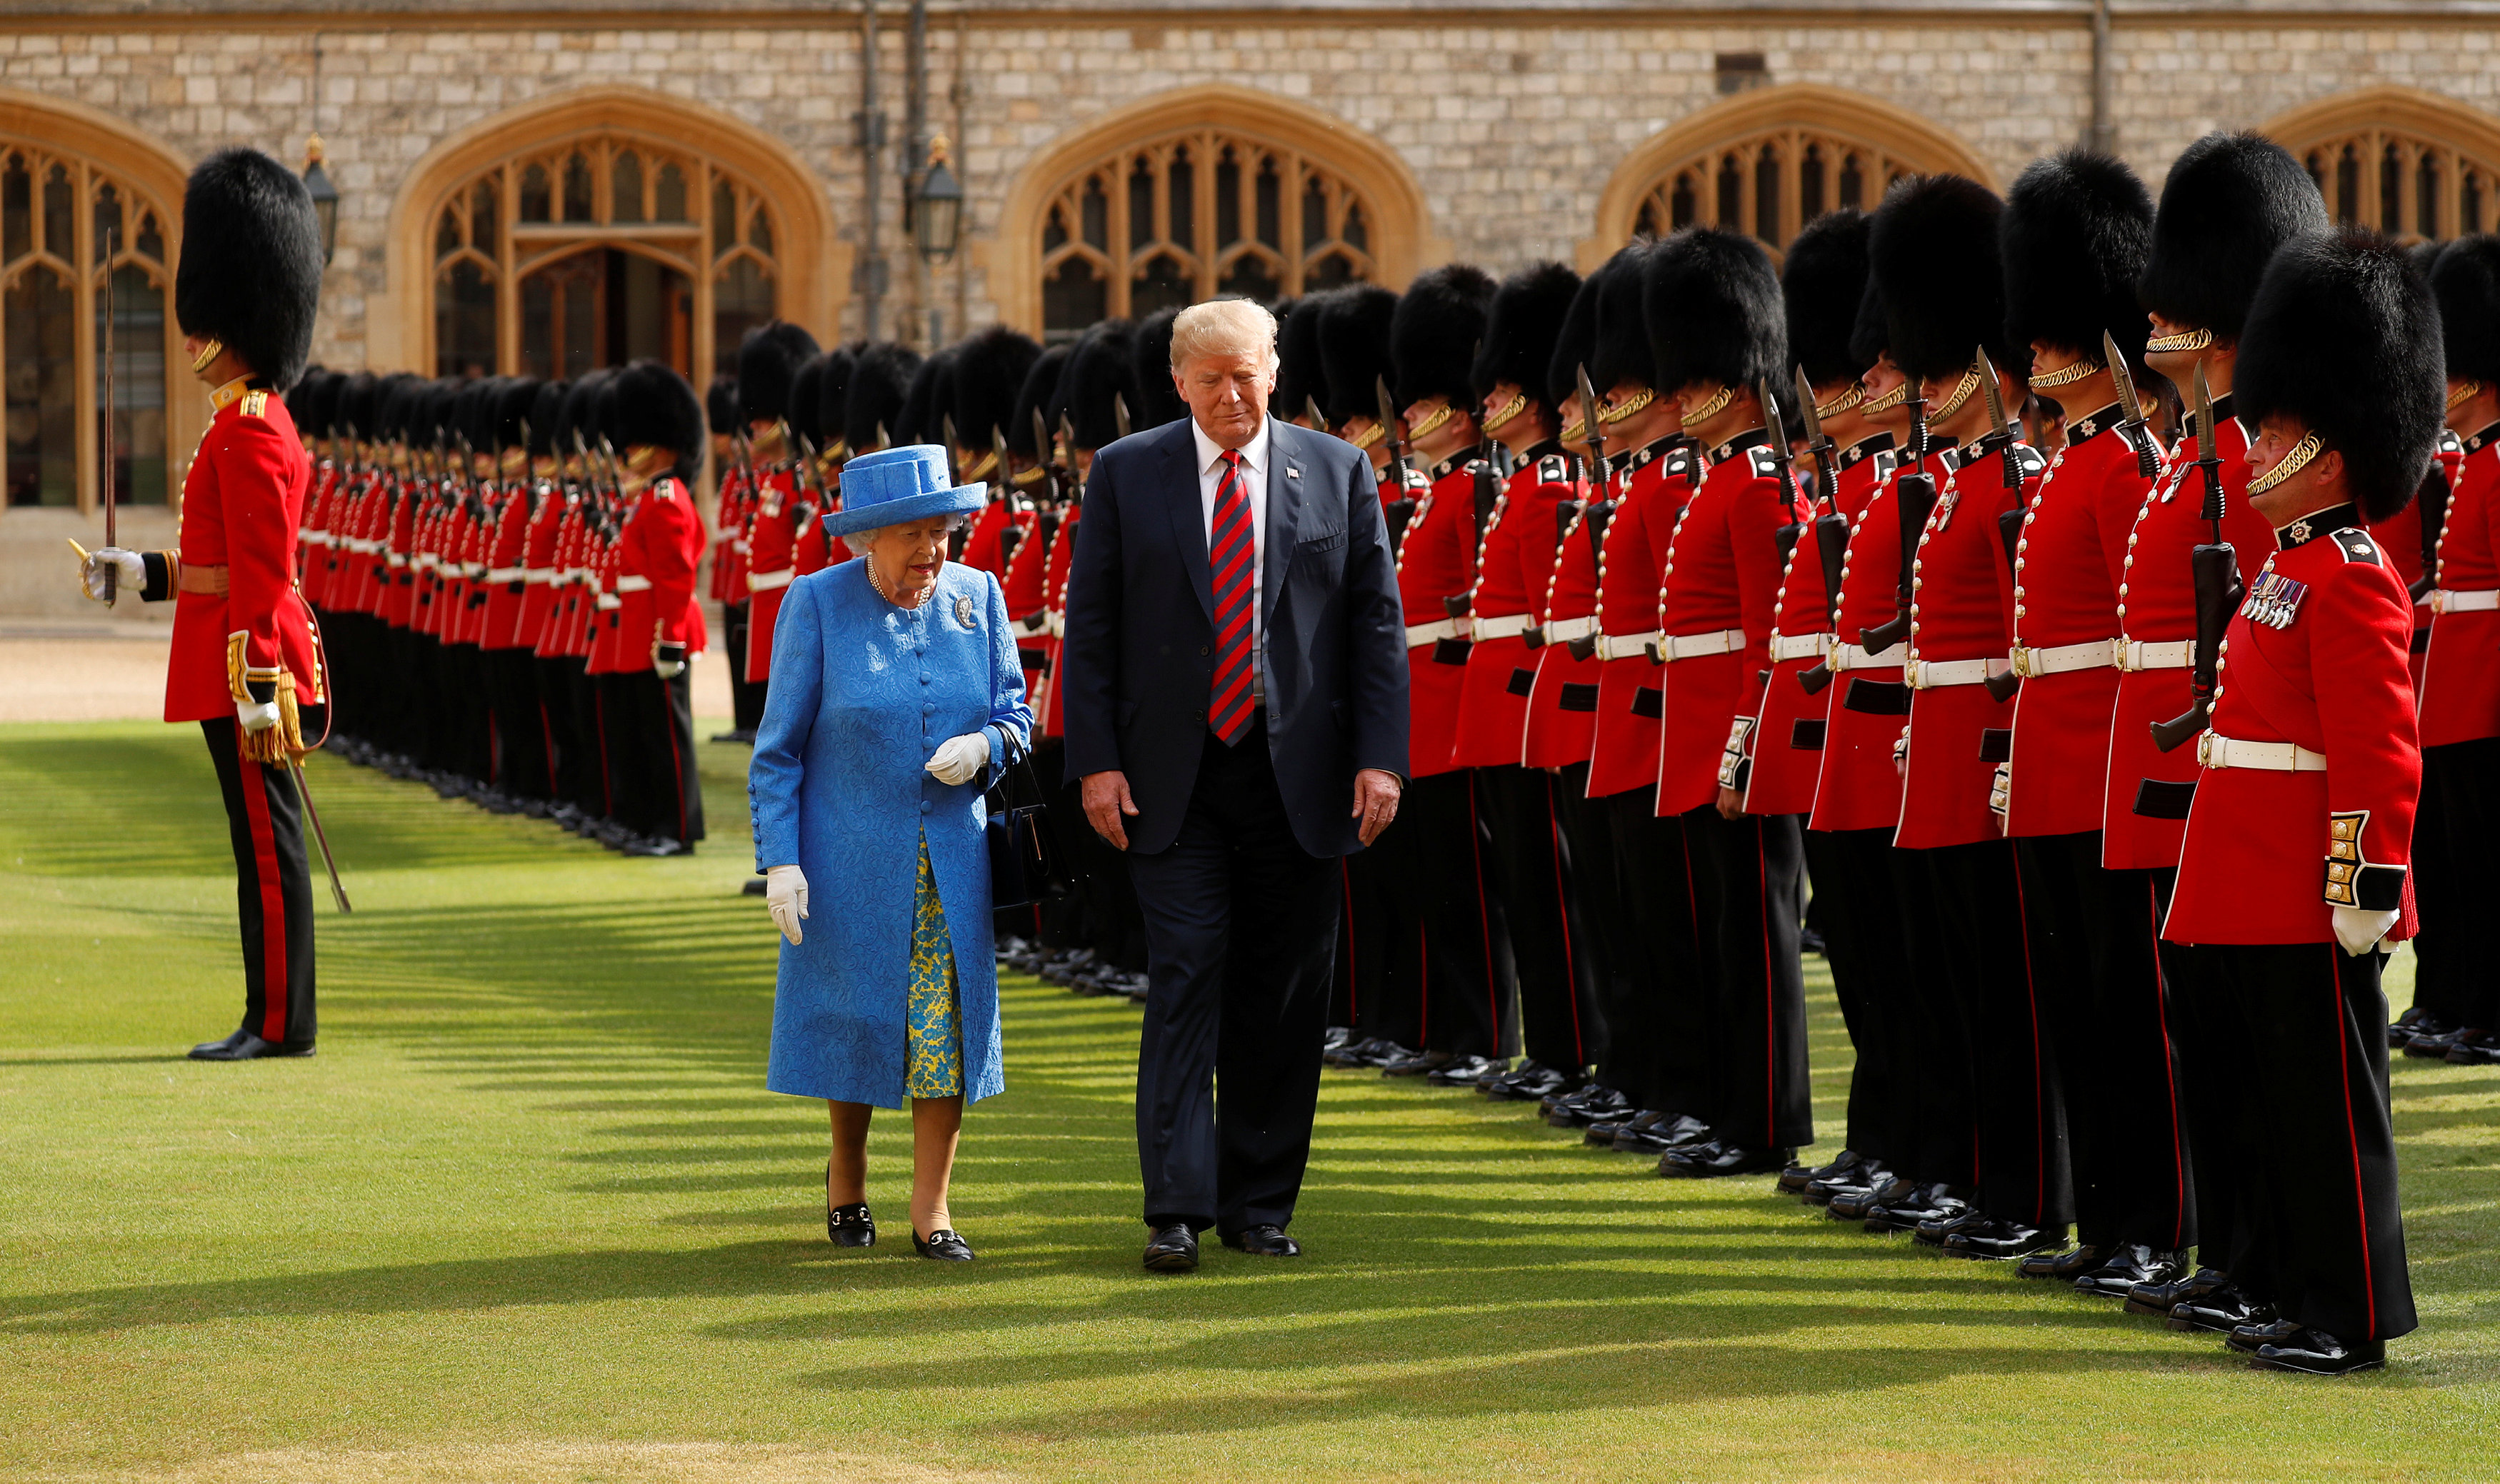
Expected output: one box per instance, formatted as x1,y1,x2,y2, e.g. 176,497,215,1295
1631,686,1664,718
1506,667,1538,698
1789,718,1826,751
1432,638,1473,666
1559,683,1599,713
1842,678,1912,716
2132,778,2197,819
1977,728,2012,763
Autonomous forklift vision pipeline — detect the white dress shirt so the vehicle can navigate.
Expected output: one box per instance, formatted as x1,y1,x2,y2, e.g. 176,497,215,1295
1192,412,1271,701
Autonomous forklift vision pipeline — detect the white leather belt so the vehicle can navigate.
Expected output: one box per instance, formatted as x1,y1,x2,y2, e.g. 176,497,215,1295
1544,616,1596,645
1771,632,1830,663
2119,638,2194,671
1829,641,1902,673
1656,627,1749,663
2432,588,2500,613
746,568,794,592
1473,613,1535,641
488,566,526,583
1043,609,1066,638
2198,731,2327,772
595,593,622,611
2010,638,2117,678
464,563,488,579
524,568,556,585
386,553,409,568
415,554,439,571
615,575,652,593
1906,655,2012,690
1596,629,1659,661
299,529,326,545
1406,618,1468,647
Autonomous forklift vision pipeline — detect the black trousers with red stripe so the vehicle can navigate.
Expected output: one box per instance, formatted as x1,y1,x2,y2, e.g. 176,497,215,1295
1801,826,1919,1172
1378,769,1515,1059
608,668,705,846
1603,791,1708,1118
1329,847,1410,1039
1476,764,1601,1073
2408,736,2500,1027
2018,834,2197,1253
1549,763,1628,1090
2178,941,2416,1341
487,648,551,802
1684,806,1814,1152
722,601,767,734
1913,839,2071,1228
201,718,316,1046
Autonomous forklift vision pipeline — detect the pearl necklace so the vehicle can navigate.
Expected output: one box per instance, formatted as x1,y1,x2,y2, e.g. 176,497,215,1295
868,554,938,610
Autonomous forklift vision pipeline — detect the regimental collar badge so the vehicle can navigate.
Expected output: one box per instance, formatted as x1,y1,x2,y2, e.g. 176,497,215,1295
2466,421,2500,455
1836,433,1895,472
2278,502,2360,549
2240,563,2309,629
955,593,977,630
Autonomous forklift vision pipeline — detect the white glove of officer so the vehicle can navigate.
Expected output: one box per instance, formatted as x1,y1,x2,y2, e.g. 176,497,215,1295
926,730,992,787
2331,905,2399,958
765,864,809,946
236,698,281,735
81,546,144,602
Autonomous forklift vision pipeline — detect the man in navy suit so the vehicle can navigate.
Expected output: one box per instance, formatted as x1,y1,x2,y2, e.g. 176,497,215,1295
1060,298,1410,1272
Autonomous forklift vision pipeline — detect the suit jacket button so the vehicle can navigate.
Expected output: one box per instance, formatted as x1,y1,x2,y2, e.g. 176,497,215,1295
1200,645,1209,655
1195,707,1206,721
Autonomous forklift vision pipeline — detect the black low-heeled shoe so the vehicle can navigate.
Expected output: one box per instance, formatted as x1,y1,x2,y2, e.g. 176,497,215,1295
914,1228,974,1261
827,1202,876,1248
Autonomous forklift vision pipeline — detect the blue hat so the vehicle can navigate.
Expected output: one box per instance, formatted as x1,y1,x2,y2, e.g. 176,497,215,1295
821,443,989,539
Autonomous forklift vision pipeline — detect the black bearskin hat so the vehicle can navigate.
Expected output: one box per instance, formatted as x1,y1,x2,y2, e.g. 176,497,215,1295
1868,174,2011,383
1846,276,1890,372
951,324,1044,448
2001,149,2157,376
896,346,957,446
374,373,421,445
1590,241,1657,394
457,377,501,453
2430,235,2500,386
1546,259,1606,413
706,376,739,436
1784,210,1875,389
283,369,327,436
2139,131,2327,342
736,321,821,426
1318,286,1400,426
2236,227,2445,522
556,369,609,456
1391,263,1496,413
816,344,857,452
1008,343,1071,457
175,147,324,391
1472,263,1579,406
786,354,826,448
527,379,566,458
1644,227,1787,397
1129,306,1189,429
334,371,379,443
1060,319,1137,449
496,377,541,451
422,380,464,448
1274,295,1326,420
613,360,706,473
304,370,346,440
842,342,921,453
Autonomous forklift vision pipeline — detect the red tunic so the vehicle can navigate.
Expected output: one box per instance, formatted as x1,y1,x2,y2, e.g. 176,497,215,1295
1452,447,1579,769
297,460,334,610
481,481,534,650
2001,408,2159,838
1656,428,1797,817
1585,438,1696,800
2102,406,2277,868
515,481,567,654
143,383,323,723
613,476,705,673
711,463,753,605
1896,439,2040,851
2417,425,2500,746
959,496,1011,579
1751,436,1891,817
1038,502,1082,739
2166,513,2419,945
742,468,810,683
999,504,1050,706
1521,481,1606,771
1397,453,1484,780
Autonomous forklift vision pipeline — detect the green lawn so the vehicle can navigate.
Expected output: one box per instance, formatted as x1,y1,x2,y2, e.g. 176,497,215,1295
0,721,2493,1483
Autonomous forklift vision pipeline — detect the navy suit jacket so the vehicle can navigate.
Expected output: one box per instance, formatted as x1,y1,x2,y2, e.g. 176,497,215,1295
1059,415,1409,858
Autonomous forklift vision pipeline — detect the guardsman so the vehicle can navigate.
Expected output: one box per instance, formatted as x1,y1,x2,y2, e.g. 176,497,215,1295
2114,133,2321,1325
1275,296,1325,431
2162,227,2437,1375
736,323,823,699
606,361,709,856
954,328,1043,578
2401,238,2500,1063
481,377,550,813
517,380,574,816
708,374,767,743
1994,151,2195,1295
1459,262,1602,1103
79,148,328,1061
1873,174,2064,1260
1644,227,1811,1179
1761,211,1910,1206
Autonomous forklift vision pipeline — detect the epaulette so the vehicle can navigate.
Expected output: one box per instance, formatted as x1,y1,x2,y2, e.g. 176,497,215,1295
2331,527,2388,566
240,388,270,419
1536,452,1571,485
1748,444,1782,478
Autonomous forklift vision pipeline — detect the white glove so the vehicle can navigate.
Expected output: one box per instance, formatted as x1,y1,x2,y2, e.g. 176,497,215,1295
2332,905,2399,958
926,730,992,786
81,546,144,602
766,863,809,946
236,697,280,734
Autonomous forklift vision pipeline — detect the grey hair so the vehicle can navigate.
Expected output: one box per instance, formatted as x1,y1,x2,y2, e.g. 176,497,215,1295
1170,299,1279,369
843,509,973,560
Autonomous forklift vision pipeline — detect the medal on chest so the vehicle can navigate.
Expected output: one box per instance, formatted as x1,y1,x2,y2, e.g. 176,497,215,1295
1931,471,1961,533
2239,563,2309,630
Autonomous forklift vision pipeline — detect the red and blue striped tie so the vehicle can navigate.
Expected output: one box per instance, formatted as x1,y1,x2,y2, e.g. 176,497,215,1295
1208,448,1257,743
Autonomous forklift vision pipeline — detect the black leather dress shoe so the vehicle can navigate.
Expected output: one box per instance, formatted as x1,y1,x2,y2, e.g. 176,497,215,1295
2251,1325,2384,1375
2388,1006,2439,1049
913,1228,974,1260
1617,1112,1710,1154
2017,1243,2109,1280
1587,1108,1655,1147
741,877,769,896
1784,1148,1871,1197
189,1030,315,1061
1914,1206,1992,1248
1866,1183,1972,1234
1321,1026,1354,1053
1383,1048,1457,1078
2444,1028,2500,1065
621,834,689,858
1804,1163,1886,1208
2168,1285,2276,1335
2402,1019,2464,1058
1143,1223,1200,1273
1485,1061,1571,1101
1660,1141,1793,1178
2074,1244,2188,1298
827,1202,876,1248
1549,1085,1634,1127
1942,1218,2064,1260
1221,1223,1301,1257
2124,1265,2231,1318
2226,1318,2304,1355
1830,1173,1918,1223
1425,1053,1502,1086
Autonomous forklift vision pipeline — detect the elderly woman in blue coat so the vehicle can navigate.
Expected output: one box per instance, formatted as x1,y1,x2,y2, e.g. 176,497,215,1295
749,444,1031,1262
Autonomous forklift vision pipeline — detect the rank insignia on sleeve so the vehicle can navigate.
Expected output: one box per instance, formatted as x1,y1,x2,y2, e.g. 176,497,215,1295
2239,568,2309,629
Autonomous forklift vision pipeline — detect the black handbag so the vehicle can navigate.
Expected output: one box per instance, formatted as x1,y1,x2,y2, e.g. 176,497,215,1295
985,730,1061,911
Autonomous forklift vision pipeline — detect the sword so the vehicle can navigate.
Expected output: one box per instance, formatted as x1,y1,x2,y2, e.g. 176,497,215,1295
2104,329,2161,480
286,753,353,913
100,226,117,605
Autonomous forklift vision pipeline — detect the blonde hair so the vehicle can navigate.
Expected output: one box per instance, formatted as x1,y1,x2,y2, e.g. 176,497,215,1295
1169,299,1279,369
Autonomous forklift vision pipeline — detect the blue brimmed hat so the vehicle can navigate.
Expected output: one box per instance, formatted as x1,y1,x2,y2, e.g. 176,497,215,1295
821,443,989,539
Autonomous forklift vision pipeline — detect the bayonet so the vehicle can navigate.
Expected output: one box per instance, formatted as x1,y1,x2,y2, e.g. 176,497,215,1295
2151,363,2241,752
2104,329,2161,480
1376,373,1414,497
1575,363,1611,492
2192,363,2226,543
1759,378,1801,509
1976,349,2027,699
1112,393,1130,441
1304,393,1326,431
1792,368,1851,692
1858,391,1933,654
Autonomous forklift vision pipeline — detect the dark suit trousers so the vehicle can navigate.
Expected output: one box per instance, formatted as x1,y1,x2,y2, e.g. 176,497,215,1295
1129,719,1340,1233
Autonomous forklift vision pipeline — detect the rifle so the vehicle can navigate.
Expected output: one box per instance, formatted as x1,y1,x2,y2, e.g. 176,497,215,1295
2150,364,2240,752
1566,365,1613,662
1794,366,1848,695
1376,374,1418,555
1761,373,1809,579
1858,391,1934,654
1979,349,2025,703
2409,435,2453,603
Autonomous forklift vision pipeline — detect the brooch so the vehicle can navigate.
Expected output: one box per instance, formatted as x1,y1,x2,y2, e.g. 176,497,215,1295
955,594,978,631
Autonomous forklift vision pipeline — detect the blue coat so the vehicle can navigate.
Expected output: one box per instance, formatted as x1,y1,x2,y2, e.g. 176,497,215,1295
748,558,1032,1108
